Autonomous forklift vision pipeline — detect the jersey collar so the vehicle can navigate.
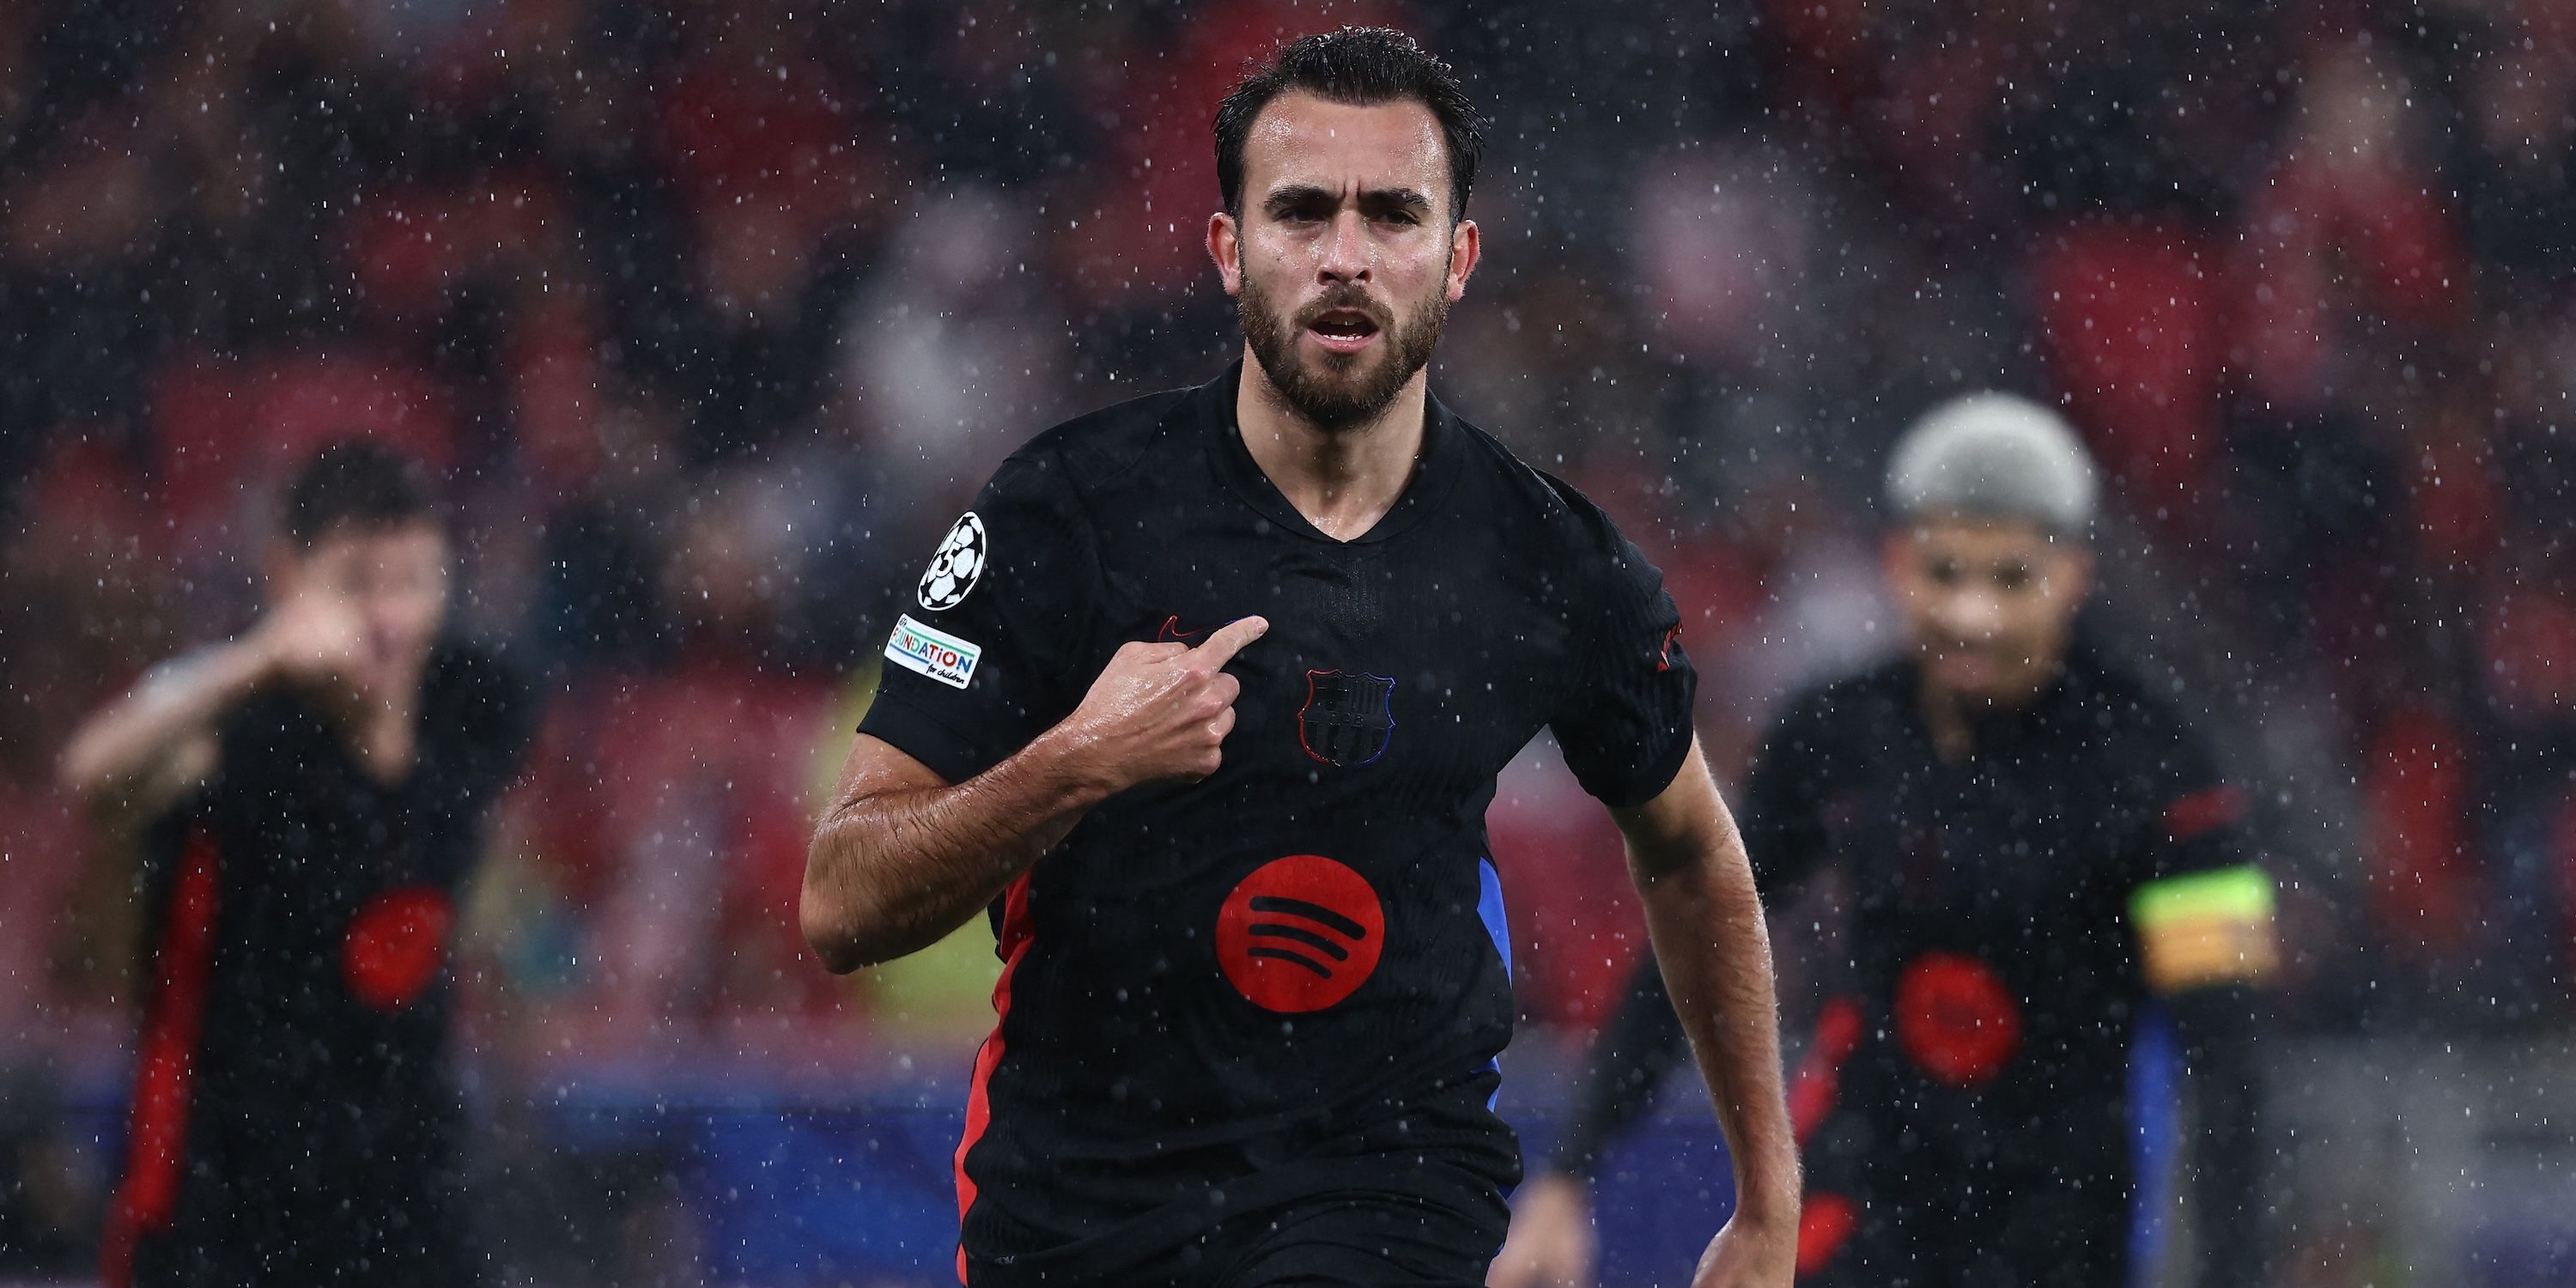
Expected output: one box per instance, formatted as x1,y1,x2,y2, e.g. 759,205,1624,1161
1902,643,2103,759
1195,359,1467,547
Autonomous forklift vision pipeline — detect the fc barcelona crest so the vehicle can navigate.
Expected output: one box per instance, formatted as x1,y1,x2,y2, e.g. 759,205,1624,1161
1298,670,1396,767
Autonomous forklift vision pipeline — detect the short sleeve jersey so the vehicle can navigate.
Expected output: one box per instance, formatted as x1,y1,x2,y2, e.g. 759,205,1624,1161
1735,652,2251,1163
859,364,1696,1264
1549,647,2256,1195
120,645,532,1273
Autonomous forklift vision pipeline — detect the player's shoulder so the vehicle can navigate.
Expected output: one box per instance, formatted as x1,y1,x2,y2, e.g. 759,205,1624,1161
427,640,521,698
2061,647,2192,737
999,379,1210,502
1441,406,1643,565
2058,646,2224,781
426,641,534,738
1770,659,1912,748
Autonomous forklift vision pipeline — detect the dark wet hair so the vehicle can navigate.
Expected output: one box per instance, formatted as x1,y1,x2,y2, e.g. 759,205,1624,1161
283,440,441,547
1213,27,1486,223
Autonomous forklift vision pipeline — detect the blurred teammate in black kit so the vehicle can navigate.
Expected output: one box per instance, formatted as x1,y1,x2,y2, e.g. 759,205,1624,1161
802,28,1800,1288
63,443,532,1287
1492,397,2273,1288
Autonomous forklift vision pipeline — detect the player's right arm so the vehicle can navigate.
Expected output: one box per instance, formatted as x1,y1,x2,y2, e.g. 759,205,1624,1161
802,620,1267,973
58,586,369,835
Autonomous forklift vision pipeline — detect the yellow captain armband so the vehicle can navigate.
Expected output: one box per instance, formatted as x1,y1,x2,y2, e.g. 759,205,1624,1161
2129,865,2279,993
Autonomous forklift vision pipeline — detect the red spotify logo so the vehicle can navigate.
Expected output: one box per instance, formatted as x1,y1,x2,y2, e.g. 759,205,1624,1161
342,887,454,1011
1216,855,1384,1012
1893,951,2022,1086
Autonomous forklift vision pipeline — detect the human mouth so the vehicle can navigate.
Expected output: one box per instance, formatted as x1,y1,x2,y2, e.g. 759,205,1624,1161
1304,307,1382,355
1929,644,1996,677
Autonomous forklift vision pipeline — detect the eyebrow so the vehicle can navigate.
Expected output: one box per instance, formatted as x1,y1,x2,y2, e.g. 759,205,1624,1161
1261,183,1436,218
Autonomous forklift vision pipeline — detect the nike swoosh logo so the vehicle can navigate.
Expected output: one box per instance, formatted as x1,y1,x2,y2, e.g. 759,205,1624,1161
1157,615,1207,644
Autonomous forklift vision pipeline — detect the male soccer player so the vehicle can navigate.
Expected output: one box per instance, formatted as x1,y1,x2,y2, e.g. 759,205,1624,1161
1490,396,2271,1287
802,27,1800,1288
63,442,532,1287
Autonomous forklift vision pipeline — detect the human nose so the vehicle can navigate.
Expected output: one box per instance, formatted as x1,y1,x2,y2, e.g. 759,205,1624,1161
1936,588,2005,639
1318,209,1370,284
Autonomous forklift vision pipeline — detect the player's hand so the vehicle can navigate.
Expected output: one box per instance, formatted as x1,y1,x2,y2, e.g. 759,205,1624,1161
1064,616,1267,791
1488,1171,1596,1288
1688,1206,1798,1288
255,586,371,698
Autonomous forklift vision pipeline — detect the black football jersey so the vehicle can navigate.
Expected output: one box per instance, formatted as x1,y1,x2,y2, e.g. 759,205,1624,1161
857,363,1697,1274
1737,653,2249,1155
1556,650,2257,1199
109,645,531,1287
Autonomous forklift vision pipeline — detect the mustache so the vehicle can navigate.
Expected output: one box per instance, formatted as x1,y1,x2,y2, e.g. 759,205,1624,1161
1293,287,1388,331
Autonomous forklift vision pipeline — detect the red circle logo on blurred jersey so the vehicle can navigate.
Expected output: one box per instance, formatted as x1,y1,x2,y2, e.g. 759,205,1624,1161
342,887,455,1011
1893,951,2022,1086
1215,856,1384,1013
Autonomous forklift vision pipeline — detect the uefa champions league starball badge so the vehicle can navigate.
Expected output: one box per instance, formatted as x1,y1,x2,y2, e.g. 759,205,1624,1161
917,512,987,611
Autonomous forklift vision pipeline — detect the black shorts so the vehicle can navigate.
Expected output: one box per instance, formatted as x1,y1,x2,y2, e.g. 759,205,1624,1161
972,1177,1507,1288
965,1070,1516,1287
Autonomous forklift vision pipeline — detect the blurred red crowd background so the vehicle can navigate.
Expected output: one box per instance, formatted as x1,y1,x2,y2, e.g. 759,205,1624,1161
0,0,2570,1101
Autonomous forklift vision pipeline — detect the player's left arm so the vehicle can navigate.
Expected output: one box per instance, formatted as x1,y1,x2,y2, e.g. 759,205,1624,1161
1610,738,1800,1286
2129,756,2275,1288
1540,490,1793,1285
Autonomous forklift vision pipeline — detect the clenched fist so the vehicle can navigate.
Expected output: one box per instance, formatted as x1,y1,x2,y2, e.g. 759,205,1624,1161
1062,616,1268,793
256,587,373,696
1489,1172,1597,1288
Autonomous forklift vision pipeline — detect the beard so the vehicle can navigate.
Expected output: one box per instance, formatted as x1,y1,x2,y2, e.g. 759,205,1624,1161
1239,269,1449,432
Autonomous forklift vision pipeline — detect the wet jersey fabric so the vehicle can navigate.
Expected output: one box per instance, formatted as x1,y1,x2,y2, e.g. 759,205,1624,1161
858,363,1698,1283
106,646,532,1288
1554,649,2265,1287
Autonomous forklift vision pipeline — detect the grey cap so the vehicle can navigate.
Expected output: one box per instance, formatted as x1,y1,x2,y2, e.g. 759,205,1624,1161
1885,393,2099,536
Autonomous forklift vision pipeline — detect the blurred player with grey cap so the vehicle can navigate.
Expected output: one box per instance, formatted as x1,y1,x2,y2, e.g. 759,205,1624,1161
1493,394,2273,1287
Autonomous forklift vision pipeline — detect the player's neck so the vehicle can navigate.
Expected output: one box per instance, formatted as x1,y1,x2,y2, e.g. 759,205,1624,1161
1234,357,1428,543
1916,666,2059,762
354,701,421,786
1919,684,1978,762
320,676,422,786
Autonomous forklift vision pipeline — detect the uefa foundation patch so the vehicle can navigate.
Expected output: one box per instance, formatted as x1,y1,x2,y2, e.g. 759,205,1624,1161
885,613,982,689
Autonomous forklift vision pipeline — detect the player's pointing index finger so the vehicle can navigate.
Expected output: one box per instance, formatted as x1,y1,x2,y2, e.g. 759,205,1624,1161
1191,616,1269,670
